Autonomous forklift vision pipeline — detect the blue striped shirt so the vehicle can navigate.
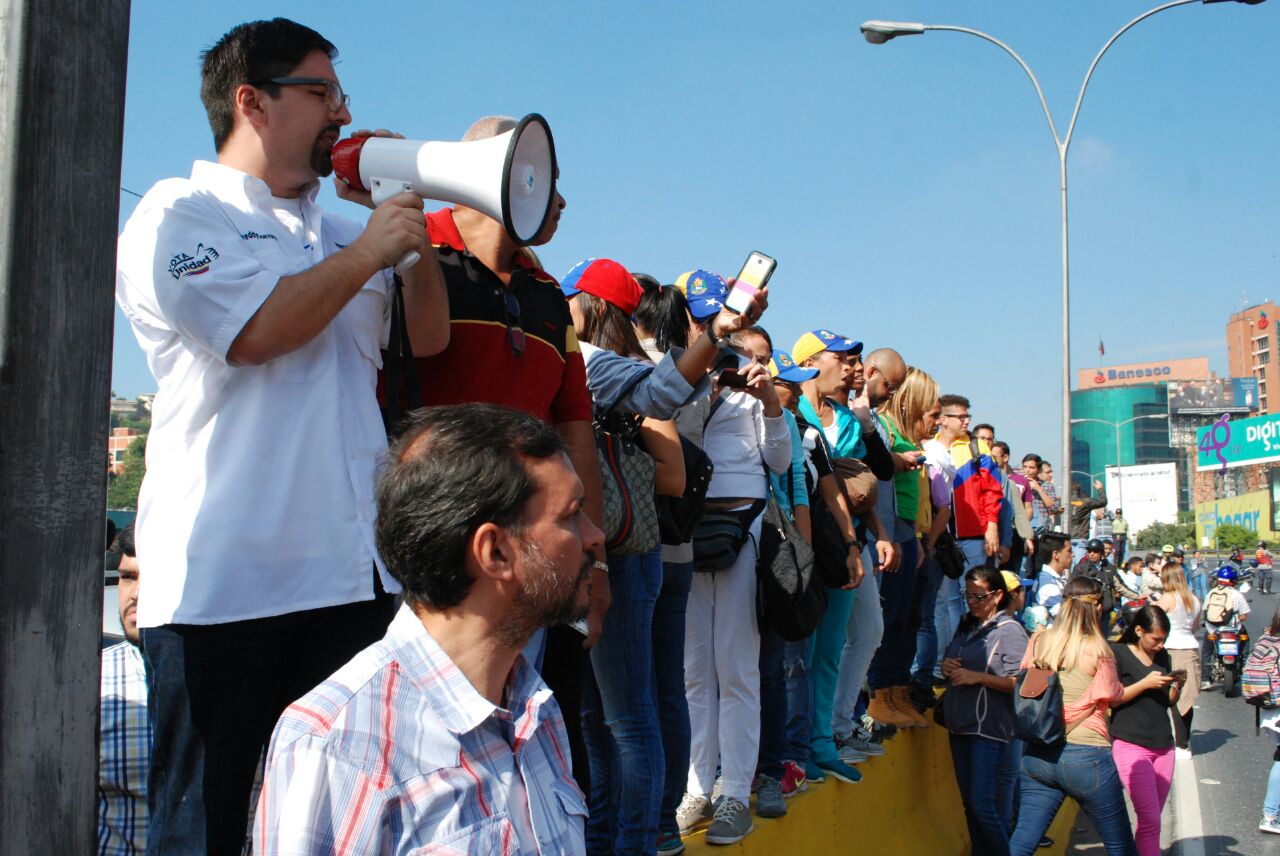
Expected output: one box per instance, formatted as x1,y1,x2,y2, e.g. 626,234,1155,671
98,641,150,855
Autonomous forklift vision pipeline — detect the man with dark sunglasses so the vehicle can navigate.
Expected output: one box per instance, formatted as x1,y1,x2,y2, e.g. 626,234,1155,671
115,18,449,855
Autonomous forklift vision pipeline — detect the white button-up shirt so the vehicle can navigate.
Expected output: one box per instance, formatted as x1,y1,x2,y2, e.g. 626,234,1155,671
116,160,399,627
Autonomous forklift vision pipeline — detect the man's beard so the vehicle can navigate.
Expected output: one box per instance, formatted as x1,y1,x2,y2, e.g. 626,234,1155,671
497,540,591,649
309,124,341,177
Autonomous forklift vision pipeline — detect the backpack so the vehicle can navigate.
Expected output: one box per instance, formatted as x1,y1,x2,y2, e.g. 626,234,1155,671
1204,588,1232,625
1242,635,1280,707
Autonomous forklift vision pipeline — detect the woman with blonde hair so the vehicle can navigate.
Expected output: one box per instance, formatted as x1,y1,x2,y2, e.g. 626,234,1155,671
1155,564,1201,757
863,366,944,724
1009,576,1136,856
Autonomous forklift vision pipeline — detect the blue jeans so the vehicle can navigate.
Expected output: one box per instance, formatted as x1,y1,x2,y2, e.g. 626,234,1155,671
1010,743,1137,856
655,560,693,838
581,549,664,856
758,625,787,780
783,637,813,764
912,553,945,685
998,738,1025,835
868,535,921,690
142,582,395,856
1189,572,1208,604
950,733,1012,856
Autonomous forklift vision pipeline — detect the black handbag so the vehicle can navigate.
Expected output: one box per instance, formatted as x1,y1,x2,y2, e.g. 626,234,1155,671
657,435,714,545
692,500,765,573
1012,650,1089,745
756,480,825,641
934,531,969,580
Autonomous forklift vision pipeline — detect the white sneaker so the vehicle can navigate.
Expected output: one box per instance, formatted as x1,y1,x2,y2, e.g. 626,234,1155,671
1175,747,1192,761
675,793,711,834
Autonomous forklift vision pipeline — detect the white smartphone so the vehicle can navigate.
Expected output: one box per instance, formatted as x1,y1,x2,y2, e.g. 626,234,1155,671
724,251,776,314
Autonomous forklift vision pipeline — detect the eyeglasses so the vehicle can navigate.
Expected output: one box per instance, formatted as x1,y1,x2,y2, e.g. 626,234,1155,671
501,290,526,356
253,77,350,113
964,590,998,603
941,413,971,422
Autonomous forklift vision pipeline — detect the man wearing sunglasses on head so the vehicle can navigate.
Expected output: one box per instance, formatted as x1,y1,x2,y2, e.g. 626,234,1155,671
115,18,450,855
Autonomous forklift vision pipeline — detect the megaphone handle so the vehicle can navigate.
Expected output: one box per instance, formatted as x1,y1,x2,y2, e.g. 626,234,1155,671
394,251,421,273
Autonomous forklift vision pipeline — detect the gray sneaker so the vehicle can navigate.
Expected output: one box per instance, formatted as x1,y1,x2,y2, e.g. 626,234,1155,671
675,793,711,834
753,775,787,819
705,797,754,845
838,733,886,757
837,744,868,764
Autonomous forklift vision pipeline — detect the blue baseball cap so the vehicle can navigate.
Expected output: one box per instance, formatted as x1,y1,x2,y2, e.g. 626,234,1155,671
769,350,819,383
674,270,728,320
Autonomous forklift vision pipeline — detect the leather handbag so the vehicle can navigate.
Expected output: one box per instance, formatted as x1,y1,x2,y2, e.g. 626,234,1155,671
657,435,714,545
934,531,969,580
756,485,825,641
692,500,765,573
1012,658,1088,745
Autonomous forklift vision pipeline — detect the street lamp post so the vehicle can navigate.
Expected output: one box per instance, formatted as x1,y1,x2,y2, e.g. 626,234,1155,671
860,0,1263,507
1069,413,1171,512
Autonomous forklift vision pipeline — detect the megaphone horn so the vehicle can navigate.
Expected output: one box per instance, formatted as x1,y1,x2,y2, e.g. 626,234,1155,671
332,114,557,271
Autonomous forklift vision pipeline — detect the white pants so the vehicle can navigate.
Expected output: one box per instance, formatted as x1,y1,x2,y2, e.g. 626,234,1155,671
685,517,762,803
832,545,884,738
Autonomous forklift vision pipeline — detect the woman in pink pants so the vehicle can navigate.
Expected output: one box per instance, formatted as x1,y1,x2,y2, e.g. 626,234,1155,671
1108,605,1185,856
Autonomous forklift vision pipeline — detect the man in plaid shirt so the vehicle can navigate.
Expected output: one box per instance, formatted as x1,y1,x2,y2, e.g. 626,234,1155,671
99,526,151,855
255,404,603,854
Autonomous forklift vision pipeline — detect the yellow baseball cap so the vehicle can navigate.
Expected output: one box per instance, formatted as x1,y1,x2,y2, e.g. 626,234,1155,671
791,329,862,365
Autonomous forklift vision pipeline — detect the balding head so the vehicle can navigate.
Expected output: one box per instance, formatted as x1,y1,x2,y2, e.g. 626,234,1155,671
864,347,906,407
462,115,517,142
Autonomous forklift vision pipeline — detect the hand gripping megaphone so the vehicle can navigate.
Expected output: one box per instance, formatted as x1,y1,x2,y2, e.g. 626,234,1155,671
331,113,557,271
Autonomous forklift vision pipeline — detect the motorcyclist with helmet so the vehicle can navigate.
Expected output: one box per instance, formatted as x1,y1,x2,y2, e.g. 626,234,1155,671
1071,537,1141,634
1201,566,1252,690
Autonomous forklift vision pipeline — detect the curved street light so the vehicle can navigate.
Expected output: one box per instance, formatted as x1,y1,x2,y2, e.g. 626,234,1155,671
1070,413,1171,511
859,0,1264,504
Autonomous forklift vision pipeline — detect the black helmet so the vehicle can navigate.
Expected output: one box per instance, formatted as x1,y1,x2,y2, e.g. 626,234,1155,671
1086,538,1105,553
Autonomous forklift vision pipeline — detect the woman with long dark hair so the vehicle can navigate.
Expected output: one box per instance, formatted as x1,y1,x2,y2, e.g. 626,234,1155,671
940,566,1028,856
1009,576,1135,856
1110,605,1182,856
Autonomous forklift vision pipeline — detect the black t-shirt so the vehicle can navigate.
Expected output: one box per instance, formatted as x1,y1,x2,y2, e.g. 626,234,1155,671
1108,642,1174,750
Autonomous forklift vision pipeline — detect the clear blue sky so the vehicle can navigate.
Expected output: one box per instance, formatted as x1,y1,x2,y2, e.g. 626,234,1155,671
113,0,1280,461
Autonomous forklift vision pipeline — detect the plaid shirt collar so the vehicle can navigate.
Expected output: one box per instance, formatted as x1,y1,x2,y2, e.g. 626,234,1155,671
385,604,556,743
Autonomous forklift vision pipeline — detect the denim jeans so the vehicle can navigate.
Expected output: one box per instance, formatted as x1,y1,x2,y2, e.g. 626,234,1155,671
655,560,693,839
950,733,1012,856
142,582,395,856
1188,572,1208,604
998,738,1025,835
868,535,921,690
757,625,787,780
783,637,813,763
912,553,945,685
581,549,664,856
1266,731,1280,817
1010,743,1138,856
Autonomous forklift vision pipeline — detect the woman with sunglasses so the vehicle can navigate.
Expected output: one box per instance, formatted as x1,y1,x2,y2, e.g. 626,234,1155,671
1009,576,1135,856
940,566,1029,856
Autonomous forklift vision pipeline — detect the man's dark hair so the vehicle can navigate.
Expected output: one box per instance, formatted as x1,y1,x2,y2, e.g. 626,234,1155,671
938,394,970,410
374,404,566,609
633,275,690,353
746,325,773,353
1022,453,1042,466
1038,531,1068,564
973,423,995,438
992,440,1011,456
112,523,136,558
1040,460,1052,469
200,18,336,151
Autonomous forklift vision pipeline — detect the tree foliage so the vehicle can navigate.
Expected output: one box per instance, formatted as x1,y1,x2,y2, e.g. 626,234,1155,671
1215,523,1258,552
107,436,146,510
1133,521,1196,551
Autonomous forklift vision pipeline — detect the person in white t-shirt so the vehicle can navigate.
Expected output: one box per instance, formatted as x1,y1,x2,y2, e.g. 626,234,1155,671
114,18,449,853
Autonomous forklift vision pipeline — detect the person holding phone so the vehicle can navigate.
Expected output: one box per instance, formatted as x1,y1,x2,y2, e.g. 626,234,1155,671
1109,605,1182,856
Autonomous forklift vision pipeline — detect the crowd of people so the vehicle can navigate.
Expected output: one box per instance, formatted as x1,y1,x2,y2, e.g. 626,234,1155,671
95,16,1258,856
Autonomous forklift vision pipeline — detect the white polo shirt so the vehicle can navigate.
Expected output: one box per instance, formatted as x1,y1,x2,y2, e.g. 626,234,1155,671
116,160,400,627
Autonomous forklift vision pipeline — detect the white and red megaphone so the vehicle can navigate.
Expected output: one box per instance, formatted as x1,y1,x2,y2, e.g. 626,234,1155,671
331,113,557,271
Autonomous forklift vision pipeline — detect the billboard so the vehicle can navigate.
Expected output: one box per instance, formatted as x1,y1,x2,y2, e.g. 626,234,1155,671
1196,412,1280,472
1103,463,1179,538
1195,489,1279,549
1168,377,1259,414
1076,357,1211,390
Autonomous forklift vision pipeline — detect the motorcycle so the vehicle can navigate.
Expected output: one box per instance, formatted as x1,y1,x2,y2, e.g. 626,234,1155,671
1206,625,1250,696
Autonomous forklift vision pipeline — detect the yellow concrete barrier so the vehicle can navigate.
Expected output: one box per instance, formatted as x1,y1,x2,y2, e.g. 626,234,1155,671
682,723,1079,855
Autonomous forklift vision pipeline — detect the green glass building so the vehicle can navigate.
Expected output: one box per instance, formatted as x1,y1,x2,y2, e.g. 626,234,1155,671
1069,383,1176,498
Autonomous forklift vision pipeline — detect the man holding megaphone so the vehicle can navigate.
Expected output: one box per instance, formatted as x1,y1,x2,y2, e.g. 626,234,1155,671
115,18,448,855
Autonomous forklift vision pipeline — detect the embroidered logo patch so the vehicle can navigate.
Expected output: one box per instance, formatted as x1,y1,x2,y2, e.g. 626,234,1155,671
169,244,219,280
239,230,277,241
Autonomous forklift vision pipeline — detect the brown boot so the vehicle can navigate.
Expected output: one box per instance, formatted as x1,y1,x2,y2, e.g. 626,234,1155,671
891,685,930,727
867,688,916,728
